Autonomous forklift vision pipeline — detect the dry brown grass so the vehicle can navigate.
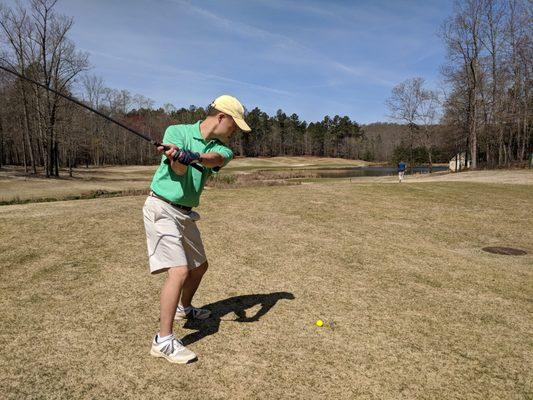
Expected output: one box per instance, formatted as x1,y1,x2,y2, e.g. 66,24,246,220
0,165,156,203
1,177,532,399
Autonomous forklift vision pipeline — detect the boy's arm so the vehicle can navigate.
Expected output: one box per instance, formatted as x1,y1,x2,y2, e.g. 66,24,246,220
199,152,225,168
200,145,233,169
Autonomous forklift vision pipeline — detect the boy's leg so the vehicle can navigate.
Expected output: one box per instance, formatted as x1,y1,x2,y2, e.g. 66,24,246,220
180,261,208,308
159,266,189,337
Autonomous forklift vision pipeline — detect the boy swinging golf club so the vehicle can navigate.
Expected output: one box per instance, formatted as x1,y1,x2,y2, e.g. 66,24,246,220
143,95,251,363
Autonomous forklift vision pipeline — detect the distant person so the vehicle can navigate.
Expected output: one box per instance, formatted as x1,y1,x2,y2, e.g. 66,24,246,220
397,161,406,183
143,95,251,364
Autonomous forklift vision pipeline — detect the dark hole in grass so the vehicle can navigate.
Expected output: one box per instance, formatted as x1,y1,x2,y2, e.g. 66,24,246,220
482,246,527,256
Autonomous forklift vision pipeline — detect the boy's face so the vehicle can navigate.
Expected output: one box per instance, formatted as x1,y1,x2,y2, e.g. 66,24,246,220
214,113,239,140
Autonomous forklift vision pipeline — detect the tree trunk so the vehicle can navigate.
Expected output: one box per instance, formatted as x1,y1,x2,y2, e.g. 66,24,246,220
34,92,49,174
20,85,37,174
17,117,28,172
409,126,414,174
469,91,478,170
516,117,527,162
122,133,126,164
47,98,61,177
0,113,3,169
46,124,53,177
498,127,504,166
53,140,59,177
465,136,470,170
519,115,529,161
66,135,71,176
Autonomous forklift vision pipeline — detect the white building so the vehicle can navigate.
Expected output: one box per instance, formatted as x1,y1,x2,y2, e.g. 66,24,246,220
449,152,471,172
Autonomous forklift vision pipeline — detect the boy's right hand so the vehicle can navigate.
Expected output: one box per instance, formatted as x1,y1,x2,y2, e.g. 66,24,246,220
157,144,180,162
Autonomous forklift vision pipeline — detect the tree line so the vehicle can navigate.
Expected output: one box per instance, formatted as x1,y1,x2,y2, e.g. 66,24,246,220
0,0,530,177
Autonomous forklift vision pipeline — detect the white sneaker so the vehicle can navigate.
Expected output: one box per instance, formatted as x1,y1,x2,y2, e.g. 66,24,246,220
174,305,211,320
150,334,197,364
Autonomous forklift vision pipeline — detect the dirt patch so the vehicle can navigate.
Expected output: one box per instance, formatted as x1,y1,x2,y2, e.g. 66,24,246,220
482,246,528,256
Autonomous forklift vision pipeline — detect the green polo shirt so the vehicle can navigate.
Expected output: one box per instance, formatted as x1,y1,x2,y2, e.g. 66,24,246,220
150,121,233,207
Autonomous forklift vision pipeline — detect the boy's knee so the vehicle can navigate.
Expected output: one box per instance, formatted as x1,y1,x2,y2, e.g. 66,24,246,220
167,265,189,281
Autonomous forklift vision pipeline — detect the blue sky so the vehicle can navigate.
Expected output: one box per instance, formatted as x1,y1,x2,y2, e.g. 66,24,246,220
49,0,452,124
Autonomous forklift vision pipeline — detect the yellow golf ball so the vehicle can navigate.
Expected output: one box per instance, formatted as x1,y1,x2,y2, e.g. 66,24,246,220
315,319,324,327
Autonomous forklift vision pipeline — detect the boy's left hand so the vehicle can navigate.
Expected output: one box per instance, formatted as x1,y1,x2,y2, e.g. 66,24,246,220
176,150,201,165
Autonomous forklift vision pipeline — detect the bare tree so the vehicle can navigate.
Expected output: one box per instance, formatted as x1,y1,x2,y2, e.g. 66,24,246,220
504,0,531,164
417,89,441,171
29,0,89,176
81,74,106,165
386,77,427,171
0,3,39,173
441,0,485,169
478,0,506,166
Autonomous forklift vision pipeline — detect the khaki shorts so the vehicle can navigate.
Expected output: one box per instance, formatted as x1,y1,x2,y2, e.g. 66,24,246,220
143,196,207,274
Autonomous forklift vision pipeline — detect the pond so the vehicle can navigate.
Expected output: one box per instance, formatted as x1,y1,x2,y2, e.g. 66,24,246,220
312,165,449,178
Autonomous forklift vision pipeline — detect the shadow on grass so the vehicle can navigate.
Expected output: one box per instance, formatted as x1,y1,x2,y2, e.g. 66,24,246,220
180,292,295,346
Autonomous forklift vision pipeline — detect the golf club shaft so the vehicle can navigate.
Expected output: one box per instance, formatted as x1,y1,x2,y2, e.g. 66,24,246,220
0,64,204,173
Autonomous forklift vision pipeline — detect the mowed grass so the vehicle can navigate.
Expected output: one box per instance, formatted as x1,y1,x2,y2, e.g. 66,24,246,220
0,180,532,399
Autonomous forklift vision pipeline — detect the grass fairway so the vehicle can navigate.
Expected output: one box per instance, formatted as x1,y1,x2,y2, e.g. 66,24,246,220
1,179,532,399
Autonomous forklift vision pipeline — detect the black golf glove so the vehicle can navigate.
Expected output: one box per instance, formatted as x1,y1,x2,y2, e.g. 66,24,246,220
175,149,201,165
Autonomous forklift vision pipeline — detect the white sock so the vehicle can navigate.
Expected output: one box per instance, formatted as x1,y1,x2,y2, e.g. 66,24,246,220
178,304,192,313
156,333,173,343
